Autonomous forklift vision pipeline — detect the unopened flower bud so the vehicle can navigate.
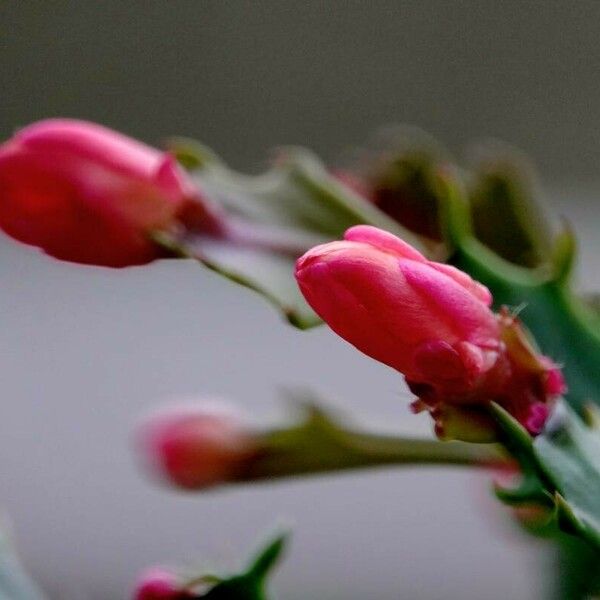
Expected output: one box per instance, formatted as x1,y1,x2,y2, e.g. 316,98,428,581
137,402,257,490
296,224,498,385
0,119,223,267
133,568,191,600
296,225,565,439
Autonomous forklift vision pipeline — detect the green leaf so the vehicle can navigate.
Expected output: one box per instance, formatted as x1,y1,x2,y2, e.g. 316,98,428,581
487,403,551,507
553,534,600,600
490,401,600,551
243,533,288,584
440,174,600,412
175,140,427,239
439,166,600,598
534,405,600,547
187,533,289,600
166,139,430,328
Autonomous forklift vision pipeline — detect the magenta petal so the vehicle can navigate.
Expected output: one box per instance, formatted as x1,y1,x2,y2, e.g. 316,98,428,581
412,340,467,383
344,224,426,261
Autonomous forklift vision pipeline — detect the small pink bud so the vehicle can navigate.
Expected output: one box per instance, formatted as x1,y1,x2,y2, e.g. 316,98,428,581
137,402,257,490
0,119,222,267
133,568,189,600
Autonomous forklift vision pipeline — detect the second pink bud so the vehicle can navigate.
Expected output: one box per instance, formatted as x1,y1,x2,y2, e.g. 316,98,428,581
136,403,257,490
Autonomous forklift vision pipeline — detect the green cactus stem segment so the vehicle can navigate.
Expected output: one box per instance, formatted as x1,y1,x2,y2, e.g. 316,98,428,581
183,534,288,600
231,399,505,486
439,172,600,412
489,401,600,552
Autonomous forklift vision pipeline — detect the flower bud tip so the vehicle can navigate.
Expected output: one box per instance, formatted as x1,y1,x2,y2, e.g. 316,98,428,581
136,401,257,490
133,568,188,600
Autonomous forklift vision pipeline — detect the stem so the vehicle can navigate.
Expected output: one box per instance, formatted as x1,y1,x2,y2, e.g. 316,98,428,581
351,430,504,466
235,408,506,485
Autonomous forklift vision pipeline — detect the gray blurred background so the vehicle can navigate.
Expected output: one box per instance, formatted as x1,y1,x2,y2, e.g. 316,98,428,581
1,2,600,598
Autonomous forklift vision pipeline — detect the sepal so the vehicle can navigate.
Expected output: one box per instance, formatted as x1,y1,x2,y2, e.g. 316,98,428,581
193,533,288,599
136,533,288,599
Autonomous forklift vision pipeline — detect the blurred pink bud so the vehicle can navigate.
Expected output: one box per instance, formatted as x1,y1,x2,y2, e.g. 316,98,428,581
296,225,564,438
133,568,190,600
0,119,222,267
137,403,257,490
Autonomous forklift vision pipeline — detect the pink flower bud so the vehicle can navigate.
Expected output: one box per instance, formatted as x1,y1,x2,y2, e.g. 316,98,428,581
137,403,257,490
0,119,221,267
296,225,564,437
296,225,499,388
133,568,190,600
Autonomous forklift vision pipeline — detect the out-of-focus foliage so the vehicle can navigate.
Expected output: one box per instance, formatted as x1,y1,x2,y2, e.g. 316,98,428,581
167,139,428,328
